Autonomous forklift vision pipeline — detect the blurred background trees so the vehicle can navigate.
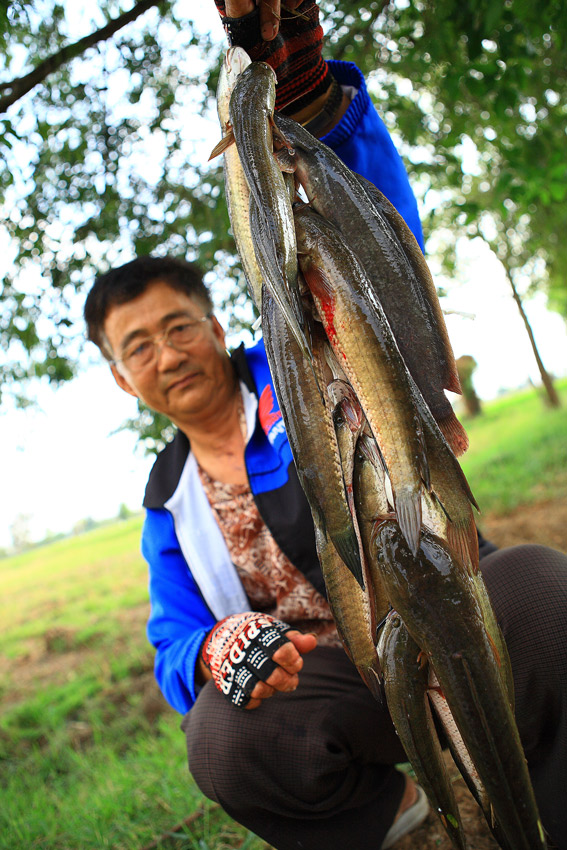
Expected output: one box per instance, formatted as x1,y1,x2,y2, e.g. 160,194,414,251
1,0,565,442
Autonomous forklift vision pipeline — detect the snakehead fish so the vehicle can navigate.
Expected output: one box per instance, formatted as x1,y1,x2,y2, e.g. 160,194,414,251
373,521,546,850
294,203,429,556
274,112,467,456
227,63,310,361
377,612,468,850
412,383,479,574
352,431,391,630
314,524,382,700
260,283,364,588
328,379,363,512
215,47,264,311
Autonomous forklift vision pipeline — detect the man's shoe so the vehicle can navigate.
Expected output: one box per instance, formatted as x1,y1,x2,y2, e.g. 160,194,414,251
381,785,429,849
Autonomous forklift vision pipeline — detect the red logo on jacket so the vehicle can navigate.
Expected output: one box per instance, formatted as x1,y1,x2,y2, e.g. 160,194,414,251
258,385,282,438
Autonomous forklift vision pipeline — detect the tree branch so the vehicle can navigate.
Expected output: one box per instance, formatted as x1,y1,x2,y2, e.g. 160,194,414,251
0,0,166,114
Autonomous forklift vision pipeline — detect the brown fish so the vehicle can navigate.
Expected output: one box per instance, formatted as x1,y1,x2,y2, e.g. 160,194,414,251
294,203,429,556
274,112,467,455
261,283,364,587
378,612,467,850
373,521,546,850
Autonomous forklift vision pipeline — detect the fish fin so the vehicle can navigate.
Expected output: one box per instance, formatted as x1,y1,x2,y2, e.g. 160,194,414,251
444,363,463,395
455,468,480,513
301,261,335,303
438,410,469,457
358,432,385,471
358,664,384,702
331,530,365,590
395,488,422,556
208,129,235,160
419,442,431,493
271,115,295,155
447,516,480,575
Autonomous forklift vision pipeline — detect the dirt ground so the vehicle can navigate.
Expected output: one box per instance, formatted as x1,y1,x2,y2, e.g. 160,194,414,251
480,496,567,553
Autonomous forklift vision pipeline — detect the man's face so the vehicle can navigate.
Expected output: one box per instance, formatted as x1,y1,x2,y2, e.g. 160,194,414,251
103,280,234,426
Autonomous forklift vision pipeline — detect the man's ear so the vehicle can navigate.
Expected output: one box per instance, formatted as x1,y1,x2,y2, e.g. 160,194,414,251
210,314,226,348
110,364,139,399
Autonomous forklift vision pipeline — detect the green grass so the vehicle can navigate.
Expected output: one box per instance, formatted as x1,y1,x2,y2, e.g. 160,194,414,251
1,380,566,849
0,517,269,850
459,377,567,515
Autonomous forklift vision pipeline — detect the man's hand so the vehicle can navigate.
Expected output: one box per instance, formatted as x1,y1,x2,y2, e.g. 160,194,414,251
246,629,317,709
200,612,317,709
213,0,341,126
221,1,304,42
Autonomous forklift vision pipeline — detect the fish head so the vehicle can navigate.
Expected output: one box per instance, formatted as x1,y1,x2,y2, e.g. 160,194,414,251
234,61,277,113
217,47,252,125
225,46,252,79
329,381,363,435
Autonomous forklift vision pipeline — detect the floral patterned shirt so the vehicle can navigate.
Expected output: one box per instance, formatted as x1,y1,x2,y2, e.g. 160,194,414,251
198,405,339,646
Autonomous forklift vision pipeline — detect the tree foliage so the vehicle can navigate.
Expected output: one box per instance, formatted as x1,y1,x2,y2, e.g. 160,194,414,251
321,0,567,310
1,0,566,433
1,1,235,409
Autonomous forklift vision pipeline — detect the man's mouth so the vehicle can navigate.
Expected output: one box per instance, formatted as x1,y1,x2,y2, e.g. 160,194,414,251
166,370,200,393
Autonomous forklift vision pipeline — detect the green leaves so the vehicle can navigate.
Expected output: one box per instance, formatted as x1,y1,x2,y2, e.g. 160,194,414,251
2,0,566,430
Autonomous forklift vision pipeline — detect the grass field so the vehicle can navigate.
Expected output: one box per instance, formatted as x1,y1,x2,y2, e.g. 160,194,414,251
459,377,567,514
1,379,566,849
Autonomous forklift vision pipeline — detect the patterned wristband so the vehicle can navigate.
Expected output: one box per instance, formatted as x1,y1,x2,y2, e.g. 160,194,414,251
202,612,292,709
214,1,331,114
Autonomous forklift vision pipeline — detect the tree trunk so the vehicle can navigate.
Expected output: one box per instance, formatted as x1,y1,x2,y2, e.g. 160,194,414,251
505,268,561,408
456,355,482,417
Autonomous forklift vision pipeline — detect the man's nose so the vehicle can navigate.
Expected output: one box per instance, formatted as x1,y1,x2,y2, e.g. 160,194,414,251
155,338,185,369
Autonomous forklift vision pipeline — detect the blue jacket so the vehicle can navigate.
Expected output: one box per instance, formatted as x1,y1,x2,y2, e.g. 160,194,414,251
142,60,425,715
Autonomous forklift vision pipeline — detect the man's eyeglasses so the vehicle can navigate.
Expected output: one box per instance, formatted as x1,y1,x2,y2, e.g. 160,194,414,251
114,314,213,374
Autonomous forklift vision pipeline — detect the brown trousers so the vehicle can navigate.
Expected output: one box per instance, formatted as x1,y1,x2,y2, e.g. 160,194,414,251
183,545,567,850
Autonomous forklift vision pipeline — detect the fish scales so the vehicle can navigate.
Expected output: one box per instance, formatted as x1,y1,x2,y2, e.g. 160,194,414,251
229,63,309,360
352,432,391,629
275,112,468,456
261,284,364,588
412,385,479,574
315,525,382,701
378,613,468,850
216,48,263,311
374,521,546,850
294,203,428,556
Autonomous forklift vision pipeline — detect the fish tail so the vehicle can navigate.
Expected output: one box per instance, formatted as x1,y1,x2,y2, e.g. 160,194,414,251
447,515,480,575
438,409,469,457
331,530,365,590
358,664,384,703
395,487,422,556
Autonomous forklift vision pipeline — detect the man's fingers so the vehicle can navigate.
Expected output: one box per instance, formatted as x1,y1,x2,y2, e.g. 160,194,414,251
243,630,319,709
259,0,280,40
271,639,304,675
249,679,277,700
224,0,255,15
285,630,318,656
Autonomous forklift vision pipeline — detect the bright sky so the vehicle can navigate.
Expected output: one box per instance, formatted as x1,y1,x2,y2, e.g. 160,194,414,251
1,6,566,550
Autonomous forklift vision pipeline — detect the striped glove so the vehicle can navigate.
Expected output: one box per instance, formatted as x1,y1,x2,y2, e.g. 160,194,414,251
214,0,334,117
201,612,293,708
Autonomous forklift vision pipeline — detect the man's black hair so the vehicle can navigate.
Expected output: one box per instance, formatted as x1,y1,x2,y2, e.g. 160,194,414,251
84,255,213,359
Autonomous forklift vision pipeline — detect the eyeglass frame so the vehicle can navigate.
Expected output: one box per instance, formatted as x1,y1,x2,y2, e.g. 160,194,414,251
111,311,214,374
